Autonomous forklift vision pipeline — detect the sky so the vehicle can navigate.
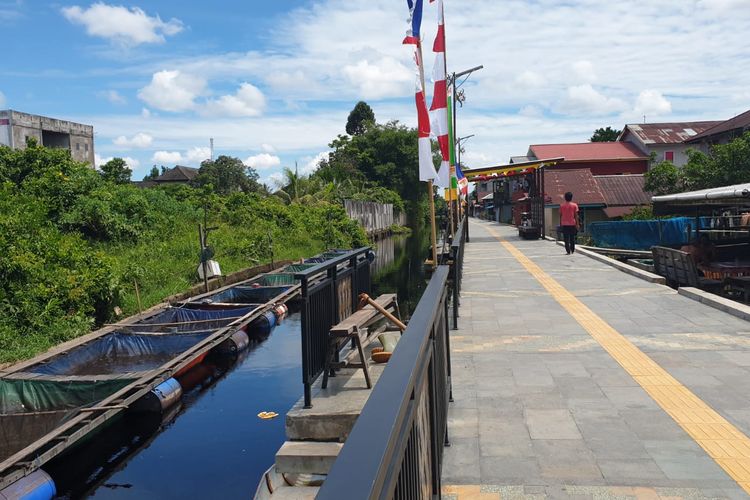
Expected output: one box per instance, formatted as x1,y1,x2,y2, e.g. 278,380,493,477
2,0,750,186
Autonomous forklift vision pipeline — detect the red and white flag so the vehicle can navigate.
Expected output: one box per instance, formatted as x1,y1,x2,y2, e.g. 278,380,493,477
415,71,438,182
429,0,450,188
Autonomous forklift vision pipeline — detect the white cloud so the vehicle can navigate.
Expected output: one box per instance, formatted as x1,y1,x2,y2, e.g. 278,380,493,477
151,150,182,165
342,57,411,99
572,60,597,84
559,84,628,116
633,90,672,118
261,143,275,153
97,89,126,105
141,108,151,118
185,146,211,163
202,83,266,117
245,153,281,170
519,105,543,118
515,71,545,89
95,153,140,170
301,152,329,175
113,132,153,148
138,70,205,112
263,172,285,190
61,3,183,46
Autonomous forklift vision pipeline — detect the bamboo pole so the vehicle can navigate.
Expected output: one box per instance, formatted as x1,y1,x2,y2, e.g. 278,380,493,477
359,294,407,331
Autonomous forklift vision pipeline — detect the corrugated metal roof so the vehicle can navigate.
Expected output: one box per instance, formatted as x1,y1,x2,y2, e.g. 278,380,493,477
595,175,652,206
545,169,606,206
652,182,750,203
620,121,721,144
686,109,750,142
530,142,648,162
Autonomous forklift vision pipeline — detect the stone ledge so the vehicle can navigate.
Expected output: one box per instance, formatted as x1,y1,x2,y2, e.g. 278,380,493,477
678,287,750,322
554,241,666,285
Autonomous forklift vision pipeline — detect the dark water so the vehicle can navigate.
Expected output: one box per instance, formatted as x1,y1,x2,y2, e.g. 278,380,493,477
46,229,429,499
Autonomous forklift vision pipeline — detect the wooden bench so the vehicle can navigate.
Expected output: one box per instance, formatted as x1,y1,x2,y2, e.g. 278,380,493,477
651,246,724,292
322,293,400,390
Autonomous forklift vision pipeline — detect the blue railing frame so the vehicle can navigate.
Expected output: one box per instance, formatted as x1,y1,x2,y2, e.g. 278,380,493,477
295,247,372,408
318,265,452,499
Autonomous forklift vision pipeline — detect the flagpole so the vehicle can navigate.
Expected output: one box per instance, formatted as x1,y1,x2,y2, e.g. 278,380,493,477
417,43,439,268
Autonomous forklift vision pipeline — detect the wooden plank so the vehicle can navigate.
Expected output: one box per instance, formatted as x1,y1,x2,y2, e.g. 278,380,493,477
330,294,397,335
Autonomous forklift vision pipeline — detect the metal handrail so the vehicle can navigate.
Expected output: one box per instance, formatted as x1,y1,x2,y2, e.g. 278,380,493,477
450,216,467,329
318,266,451,499
295,246,373,408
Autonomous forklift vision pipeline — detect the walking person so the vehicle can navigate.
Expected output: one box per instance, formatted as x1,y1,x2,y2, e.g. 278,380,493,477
560,192,579,255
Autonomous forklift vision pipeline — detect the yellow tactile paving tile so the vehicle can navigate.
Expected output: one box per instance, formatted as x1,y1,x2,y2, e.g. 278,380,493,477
484,226,750,495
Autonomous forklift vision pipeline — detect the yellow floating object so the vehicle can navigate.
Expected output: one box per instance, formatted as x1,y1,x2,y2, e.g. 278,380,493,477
257,411,279,420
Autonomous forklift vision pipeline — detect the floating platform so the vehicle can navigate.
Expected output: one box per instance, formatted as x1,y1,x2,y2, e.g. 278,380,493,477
0,249,364,497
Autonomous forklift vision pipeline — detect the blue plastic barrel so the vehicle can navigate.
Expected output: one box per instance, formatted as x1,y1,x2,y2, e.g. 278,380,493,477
132,377,183,413
0,470,56,500
248,310,277,336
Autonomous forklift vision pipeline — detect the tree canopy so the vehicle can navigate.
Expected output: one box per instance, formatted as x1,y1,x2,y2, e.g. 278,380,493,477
100,157,132,184
644,160,681,195
345,101,376,136
590,126,622,142
193,155,259,195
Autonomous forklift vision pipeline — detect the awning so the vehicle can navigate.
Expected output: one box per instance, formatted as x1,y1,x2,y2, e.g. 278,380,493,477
463,157,564,182
652,182,750,215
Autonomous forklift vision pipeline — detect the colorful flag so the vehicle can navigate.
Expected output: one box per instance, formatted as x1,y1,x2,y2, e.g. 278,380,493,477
429,0,450,189
415,74,438,182
403,0,424,45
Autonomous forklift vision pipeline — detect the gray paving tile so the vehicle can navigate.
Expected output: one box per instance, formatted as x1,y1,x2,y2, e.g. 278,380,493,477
525,409,582,440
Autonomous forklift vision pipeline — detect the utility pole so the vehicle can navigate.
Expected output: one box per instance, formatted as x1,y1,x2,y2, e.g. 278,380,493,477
210,137,214,161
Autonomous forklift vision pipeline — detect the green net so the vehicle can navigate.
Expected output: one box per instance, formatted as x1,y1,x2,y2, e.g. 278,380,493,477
0,378,136,414
282,264,317,273
259,274,298,286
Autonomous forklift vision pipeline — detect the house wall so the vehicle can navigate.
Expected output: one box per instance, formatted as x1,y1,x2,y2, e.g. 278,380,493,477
552,160,648,175
645,144,694,168
545,206,608,237
1,110,95,166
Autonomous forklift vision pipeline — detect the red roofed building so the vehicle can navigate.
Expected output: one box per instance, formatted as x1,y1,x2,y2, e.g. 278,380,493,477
618,121,720,166
528,142,649,175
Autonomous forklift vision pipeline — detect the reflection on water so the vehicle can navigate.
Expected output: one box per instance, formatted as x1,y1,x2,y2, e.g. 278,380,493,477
48,227,430,499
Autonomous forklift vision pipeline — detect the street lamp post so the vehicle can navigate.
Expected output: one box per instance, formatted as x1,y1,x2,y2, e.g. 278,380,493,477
449,65,483,229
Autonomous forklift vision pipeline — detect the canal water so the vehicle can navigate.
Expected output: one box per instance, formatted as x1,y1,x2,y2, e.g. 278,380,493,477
47,228,429,499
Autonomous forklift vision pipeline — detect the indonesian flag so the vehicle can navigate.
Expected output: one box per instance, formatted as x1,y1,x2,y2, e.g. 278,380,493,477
429,0,450,189
415,73,438,182
403,0,424,45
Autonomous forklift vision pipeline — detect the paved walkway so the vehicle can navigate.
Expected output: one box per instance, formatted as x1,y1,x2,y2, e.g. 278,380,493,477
442,220,750,499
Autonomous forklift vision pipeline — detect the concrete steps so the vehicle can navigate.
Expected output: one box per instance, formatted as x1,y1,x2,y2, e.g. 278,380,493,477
275,441,342,475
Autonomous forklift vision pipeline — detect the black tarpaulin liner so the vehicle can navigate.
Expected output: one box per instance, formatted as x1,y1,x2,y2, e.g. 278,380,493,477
208,285,289,304
134,305,257,332
28,331,212,376
0,378,134,461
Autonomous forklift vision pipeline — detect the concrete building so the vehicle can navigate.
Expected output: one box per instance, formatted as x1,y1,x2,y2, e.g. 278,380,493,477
618,121,720,167
0,110,95,166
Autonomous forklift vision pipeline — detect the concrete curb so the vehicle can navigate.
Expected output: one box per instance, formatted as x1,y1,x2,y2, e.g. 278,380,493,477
553,240,667,285
678,287,750,322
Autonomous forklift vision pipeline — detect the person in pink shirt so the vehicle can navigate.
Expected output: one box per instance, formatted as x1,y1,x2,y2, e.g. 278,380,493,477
559,192,580,255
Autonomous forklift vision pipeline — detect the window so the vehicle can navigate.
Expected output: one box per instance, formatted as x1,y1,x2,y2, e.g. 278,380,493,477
665,151,674,162
85,144,89,152
76,143,80,151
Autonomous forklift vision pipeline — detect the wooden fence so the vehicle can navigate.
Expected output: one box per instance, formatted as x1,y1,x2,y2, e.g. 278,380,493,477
344,200,406,236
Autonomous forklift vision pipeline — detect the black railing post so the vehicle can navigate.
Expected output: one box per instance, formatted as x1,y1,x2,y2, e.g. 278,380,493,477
300,276,313,409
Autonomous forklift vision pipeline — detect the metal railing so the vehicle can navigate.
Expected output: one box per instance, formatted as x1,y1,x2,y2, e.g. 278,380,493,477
451,216,467,329
318,266,452,499
295,247,372,408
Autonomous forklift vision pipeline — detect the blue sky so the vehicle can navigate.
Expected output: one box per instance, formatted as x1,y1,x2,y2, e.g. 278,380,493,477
2,1,750,185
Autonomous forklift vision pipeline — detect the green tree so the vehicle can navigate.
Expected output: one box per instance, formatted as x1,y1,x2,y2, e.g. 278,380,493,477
644,160,682,195
590,126,622,142
345,101,375,136
193,155,259,195
143,166,160,181
682,132,750,190
100,157,132,184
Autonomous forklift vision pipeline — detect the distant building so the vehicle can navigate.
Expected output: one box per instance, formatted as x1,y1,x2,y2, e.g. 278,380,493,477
543,170,652,236
685,109,750,152
618,121,720,167
527,142,649,175
154,165,199,184
0,109,95,166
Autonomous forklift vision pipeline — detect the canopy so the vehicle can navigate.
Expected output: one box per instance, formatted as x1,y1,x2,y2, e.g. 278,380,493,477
653,182,750,215
463,158,564,182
